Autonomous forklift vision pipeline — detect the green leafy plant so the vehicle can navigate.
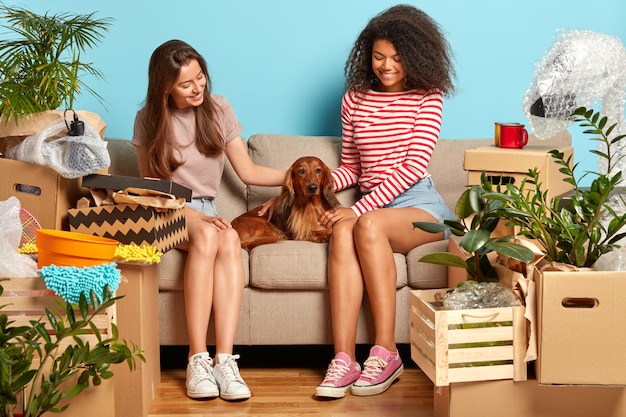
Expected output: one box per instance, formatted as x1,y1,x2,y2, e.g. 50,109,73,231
416,106,626,280
0,5,113,122
0,283,144,417
491,107,626,267
413,177,535,282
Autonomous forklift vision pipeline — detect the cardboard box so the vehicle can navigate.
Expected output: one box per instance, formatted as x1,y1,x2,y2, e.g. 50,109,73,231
82,173,192,202
0,277,115,417
410,289,527,387
68,204,188,253
114,263,160,417
0,157,88,230
464,145,574,204
435,377,626,417
536,268,626,385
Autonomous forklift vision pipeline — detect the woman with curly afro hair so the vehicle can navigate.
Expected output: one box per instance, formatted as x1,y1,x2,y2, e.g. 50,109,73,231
315,5,456,398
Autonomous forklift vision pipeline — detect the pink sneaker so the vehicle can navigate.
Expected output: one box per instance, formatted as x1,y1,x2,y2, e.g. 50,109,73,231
351,345,404,396
315,352,361,398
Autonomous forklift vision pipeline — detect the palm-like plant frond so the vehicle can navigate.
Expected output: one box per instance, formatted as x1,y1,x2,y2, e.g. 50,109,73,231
0,6,113,122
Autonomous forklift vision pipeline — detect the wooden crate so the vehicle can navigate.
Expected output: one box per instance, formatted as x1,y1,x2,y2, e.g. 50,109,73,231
0,277,115,348
410,289,527,387
0,276,116,417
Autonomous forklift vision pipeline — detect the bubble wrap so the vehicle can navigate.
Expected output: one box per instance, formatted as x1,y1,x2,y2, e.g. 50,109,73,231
443,281,520,310
522,29,626,176
0,196,38,277
6,118,110,178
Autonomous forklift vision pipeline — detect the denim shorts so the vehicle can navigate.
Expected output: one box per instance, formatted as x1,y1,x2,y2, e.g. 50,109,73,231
186,197,217,216
384,177,455,236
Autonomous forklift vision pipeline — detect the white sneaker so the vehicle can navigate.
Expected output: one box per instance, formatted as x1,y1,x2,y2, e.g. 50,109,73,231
186,352,219,399
213,353,251,401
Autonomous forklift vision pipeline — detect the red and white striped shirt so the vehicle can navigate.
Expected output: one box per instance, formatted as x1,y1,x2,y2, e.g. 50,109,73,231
332,88,444,216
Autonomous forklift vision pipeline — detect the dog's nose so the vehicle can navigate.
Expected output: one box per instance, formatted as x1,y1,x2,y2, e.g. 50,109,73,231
307,183,318,193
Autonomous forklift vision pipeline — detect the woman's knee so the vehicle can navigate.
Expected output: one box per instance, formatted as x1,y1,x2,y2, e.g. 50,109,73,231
188,222,219,252
353,212,382,244
218,228,242,254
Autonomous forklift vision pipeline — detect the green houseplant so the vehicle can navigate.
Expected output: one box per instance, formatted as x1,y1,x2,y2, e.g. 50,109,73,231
415,106,626,280
0,283,144,417
0,5,112,123
490,107,626,268
413,176,536,282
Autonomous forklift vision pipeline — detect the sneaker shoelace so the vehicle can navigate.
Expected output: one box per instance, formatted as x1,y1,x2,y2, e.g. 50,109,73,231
360,356,388,381
322,358,351,383
189,357,213,382
216,354,246,388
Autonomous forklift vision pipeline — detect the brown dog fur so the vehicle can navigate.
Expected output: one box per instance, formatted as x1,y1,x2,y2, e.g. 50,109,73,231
231,156,340,251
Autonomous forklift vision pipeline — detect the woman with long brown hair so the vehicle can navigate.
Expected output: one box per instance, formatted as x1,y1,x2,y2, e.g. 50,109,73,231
132,39,285,401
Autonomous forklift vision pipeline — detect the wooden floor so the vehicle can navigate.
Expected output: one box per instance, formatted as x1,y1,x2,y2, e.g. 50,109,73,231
148,345,435,417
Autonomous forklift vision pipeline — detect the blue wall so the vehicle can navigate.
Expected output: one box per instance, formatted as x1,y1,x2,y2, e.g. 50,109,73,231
9,1,626,177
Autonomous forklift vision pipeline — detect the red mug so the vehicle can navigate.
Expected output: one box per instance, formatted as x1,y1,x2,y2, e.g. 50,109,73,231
495,122,528,149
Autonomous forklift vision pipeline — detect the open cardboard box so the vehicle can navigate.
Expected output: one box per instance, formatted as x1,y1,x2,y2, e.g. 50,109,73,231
536,268,626,385
0,158,89,230
68,203,188,253
0,110,107,230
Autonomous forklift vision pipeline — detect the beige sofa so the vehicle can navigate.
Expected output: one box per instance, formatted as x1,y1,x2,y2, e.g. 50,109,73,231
105,131,570,347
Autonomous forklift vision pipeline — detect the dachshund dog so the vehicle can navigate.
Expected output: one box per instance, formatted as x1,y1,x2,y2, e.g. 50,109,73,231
231,156,341,251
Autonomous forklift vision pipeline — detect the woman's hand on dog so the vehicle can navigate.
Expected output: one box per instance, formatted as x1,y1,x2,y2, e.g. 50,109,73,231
257,196,279,220
320,207,356,228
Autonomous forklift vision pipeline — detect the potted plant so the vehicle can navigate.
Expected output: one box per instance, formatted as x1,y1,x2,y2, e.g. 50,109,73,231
488,107,626,267
418,106,626,386
413,177,535,283
415,106,626,277
0,5,112,122
0,283,144,417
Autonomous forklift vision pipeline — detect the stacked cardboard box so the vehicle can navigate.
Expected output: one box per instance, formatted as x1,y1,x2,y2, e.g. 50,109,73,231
69,174,190,252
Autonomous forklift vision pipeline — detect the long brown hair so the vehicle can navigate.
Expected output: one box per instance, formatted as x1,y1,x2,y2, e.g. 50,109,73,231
345,5,456,95
141,39,225,178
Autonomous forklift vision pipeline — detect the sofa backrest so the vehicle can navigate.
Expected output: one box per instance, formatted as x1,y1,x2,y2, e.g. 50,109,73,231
245,134,360,210
105,128,571,222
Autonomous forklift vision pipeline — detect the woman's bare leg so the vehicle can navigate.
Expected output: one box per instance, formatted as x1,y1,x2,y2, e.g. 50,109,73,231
327,218,363,361
182,216,219,357
212,227,245,357
354,208,443,351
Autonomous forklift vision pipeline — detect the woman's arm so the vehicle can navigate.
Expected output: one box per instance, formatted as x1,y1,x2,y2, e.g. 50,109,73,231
224,136,286,186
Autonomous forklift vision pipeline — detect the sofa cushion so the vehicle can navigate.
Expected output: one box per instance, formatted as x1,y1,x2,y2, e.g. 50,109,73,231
157,248,250,291
406,239,449,289
248,240,407,290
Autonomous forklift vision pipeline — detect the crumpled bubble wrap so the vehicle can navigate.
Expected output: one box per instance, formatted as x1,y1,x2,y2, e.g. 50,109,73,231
523,30,626,142
0,197,38,277
6,118,110,179
443,281,521,310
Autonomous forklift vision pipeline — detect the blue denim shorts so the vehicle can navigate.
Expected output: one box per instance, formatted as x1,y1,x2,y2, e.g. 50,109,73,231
384,177,455,233
186,197,217,216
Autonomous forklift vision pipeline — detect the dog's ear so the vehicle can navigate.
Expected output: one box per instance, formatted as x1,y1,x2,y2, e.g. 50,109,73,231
274,165,295,225
321,163,341,209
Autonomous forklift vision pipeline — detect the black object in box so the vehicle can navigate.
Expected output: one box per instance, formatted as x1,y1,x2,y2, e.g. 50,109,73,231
81,174,192,202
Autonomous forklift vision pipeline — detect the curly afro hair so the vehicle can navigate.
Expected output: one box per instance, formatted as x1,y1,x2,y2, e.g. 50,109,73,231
345,5,456,95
